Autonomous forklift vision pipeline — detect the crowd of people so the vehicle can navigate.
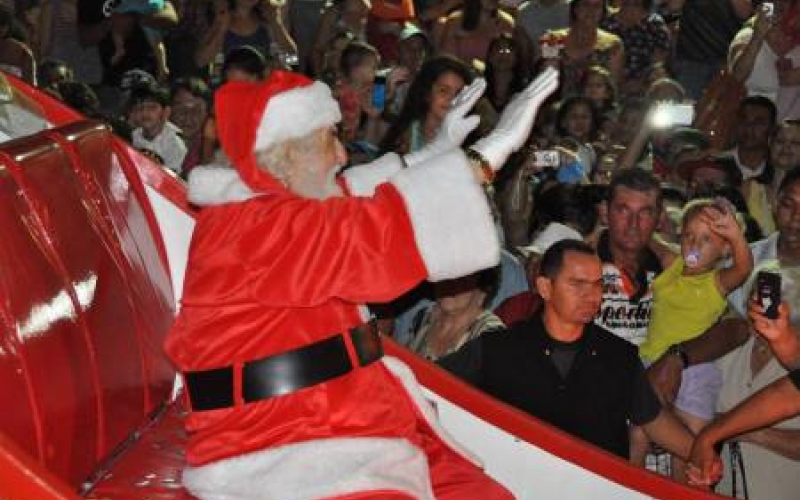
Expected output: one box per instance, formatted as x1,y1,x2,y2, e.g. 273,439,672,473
3,0,800,498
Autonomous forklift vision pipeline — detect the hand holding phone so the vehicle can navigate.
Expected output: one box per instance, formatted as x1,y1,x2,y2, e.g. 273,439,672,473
755,270,782,319
371,75,387,112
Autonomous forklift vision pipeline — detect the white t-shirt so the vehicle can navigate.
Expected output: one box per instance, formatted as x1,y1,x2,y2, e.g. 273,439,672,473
734,26,800,120
132,122,187,175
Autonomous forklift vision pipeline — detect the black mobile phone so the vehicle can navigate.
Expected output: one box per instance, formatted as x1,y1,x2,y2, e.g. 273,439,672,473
756,270,782,319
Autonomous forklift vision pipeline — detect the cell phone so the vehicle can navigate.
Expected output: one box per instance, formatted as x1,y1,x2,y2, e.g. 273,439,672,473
533,150,560,168
372,76,387,112
755,270,782,319
650,103,695,129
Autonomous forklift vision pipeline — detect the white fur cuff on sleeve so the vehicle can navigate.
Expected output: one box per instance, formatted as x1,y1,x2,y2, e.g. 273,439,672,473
187,164,257,206
390,150,500,281
341,153,404,196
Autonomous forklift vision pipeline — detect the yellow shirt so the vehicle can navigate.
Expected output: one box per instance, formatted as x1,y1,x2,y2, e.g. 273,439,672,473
639,258,728,362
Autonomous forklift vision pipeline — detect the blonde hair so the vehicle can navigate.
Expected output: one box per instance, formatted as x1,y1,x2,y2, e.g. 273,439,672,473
681,198,745,231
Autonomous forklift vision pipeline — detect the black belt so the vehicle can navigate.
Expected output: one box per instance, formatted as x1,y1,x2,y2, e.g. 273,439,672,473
184,324,383,412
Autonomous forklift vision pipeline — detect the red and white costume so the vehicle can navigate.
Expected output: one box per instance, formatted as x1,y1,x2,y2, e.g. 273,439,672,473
165,72,514,500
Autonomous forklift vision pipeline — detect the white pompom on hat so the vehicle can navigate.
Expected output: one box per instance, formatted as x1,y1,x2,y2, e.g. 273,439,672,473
214,71,341,192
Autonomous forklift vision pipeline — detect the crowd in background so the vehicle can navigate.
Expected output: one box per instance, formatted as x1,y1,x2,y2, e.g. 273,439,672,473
2,0,800,497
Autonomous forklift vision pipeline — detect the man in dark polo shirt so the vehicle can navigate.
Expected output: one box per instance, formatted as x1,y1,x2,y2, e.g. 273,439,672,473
440,240,693,460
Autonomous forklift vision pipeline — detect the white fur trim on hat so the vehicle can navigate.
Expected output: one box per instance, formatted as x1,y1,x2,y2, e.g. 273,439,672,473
187,164,258,206
341,153,405,196
182,436,434,500
254,81,342,151
390,149,500,281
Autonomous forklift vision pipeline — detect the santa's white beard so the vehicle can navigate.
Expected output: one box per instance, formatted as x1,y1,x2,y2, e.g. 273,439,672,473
291,164,344,200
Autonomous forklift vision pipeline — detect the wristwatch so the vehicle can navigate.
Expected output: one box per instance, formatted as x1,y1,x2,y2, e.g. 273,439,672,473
465,148,495,185
667,343,690,370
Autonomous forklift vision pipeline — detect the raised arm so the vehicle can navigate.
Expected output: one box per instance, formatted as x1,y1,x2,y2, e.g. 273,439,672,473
261,0,297,55
195,0,229,68
310,7,338,75
708,206,754,294
749,301,800,370
728,9,772,82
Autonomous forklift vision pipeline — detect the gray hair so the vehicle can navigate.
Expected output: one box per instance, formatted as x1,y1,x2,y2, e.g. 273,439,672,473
254,130,322,184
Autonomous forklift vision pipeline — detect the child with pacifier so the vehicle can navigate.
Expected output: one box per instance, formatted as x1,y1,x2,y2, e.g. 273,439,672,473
636,198,753,478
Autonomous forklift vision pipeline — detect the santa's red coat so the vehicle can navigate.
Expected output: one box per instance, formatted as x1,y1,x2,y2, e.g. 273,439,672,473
166,152,509,500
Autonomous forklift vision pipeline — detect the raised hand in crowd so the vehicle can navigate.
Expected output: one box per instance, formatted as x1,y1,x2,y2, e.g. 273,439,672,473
749,299,800,370
471,66,560,171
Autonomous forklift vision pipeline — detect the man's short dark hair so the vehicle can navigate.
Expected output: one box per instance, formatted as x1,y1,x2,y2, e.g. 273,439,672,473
222,45,268,80
533,184,599,237
539,240,597,279
170,77,210,103
779,165,800,194
739,95,777,125
608,167,662,206
128,82,170,108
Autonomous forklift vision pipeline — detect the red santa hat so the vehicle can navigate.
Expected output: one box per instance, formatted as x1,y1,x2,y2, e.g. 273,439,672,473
214,71,342,192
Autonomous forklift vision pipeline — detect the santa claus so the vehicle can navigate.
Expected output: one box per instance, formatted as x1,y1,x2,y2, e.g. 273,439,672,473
165,68,558,500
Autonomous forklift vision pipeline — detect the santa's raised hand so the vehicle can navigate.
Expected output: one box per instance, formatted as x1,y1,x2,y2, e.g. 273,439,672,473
471,67,559,171
404,78,486,168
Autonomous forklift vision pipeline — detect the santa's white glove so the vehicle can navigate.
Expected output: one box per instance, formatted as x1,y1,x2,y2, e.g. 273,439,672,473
471,67,559,171
403,78,486,168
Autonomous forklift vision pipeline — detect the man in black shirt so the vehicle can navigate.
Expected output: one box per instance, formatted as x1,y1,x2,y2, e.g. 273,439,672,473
440,240,693,460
